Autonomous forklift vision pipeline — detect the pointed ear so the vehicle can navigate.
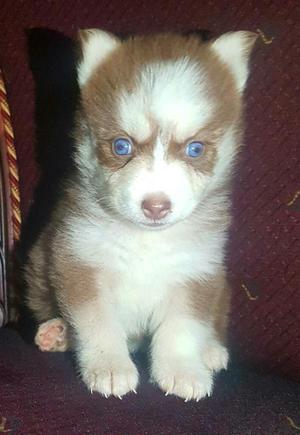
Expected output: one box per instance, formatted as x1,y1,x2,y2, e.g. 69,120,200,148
77,29,120,86
211,31,258,92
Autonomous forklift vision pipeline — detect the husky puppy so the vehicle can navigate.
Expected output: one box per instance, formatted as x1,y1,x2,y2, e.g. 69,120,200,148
25,30,257,401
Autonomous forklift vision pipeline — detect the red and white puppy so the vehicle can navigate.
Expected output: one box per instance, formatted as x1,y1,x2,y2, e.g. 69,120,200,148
25,30,257,401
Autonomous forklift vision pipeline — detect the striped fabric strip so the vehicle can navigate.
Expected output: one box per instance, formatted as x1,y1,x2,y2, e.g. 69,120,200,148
0,70,21,241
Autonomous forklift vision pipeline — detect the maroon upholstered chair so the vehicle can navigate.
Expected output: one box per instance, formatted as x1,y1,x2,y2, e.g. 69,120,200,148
0,1,299,433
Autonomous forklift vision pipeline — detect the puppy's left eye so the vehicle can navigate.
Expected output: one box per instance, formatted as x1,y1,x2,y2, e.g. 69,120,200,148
112,138,132,156
185,141,205,158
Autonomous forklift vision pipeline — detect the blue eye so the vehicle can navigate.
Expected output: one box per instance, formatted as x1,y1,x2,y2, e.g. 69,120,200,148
185,141,205,158
112,138,132,156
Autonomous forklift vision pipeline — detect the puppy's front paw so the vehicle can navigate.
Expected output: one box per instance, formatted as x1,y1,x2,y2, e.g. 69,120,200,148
152,362,213,402
81,357,139,398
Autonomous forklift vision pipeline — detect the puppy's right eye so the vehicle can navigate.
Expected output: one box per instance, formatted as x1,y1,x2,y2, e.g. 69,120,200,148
112,138,132,156
185,141,205,158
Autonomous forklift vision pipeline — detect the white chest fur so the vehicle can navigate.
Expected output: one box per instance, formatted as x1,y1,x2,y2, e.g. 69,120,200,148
68,215,226,334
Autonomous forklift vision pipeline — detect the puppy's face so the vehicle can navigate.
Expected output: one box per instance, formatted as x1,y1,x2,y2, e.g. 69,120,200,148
77,31,257,228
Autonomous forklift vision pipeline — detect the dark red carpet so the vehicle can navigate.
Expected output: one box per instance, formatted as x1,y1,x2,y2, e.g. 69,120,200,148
1,327,300,435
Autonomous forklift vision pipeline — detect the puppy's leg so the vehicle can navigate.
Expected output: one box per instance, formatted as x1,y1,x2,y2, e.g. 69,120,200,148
151,317,217,401
151,274,229,401
58,266,138,398
72,301,138,398
25,234,60,323
35,318,69,352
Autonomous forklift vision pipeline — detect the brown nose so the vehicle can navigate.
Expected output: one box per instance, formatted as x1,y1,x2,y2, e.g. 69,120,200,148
142,194,171,220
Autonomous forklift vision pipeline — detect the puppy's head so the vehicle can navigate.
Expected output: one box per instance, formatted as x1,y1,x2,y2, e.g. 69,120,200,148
75,30,257,229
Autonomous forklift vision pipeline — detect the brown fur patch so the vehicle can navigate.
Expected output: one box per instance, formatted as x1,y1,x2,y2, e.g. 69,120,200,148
187,270,231,343
25,220,103,324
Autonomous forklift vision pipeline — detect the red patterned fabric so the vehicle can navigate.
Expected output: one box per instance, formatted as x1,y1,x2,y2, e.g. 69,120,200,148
0,70,21,244
0,70,21,326
0,1,299,379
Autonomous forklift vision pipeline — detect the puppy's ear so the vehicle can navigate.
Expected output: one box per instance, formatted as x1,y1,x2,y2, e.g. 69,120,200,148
211,31,258,92
77,29,120,86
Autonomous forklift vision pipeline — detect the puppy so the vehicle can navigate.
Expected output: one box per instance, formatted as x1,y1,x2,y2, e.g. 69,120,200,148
25,30,257,401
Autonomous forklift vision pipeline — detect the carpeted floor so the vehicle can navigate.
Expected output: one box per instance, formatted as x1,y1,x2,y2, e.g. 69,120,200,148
1,327,299,435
